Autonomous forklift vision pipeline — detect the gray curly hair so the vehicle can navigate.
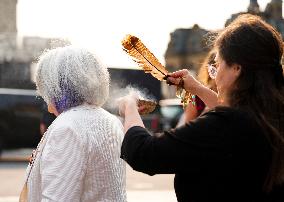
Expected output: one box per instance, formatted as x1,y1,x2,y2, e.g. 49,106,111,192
36,46,109,113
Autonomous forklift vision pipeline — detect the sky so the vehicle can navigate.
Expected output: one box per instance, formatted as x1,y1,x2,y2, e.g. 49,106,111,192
17,0,272,68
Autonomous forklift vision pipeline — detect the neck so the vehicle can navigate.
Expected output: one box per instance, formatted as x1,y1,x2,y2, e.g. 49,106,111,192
217,92,230,107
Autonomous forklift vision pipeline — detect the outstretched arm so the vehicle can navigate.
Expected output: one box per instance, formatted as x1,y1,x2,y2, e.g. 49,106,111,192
118,95,145,133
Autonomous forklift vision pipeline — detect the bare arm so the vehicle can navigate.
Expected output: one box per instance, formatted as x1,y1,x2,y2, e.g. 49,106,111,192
184,103,198,123
118,96,145,133
194,84,218,109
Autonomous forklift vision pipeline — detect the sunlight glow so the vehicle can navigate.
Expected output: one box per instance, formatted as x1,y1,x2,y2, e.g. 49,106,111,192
17,0,272,68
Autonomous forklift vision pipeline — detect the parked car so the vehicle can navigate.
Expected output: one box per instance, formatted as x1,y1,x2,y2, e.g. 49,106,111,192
0,88,46,154
140,108,161,132
159,98,183,130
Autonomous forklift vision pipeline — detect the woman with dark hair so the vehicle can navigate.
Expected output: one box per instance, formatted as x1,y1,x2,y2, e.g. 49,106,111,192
118,14,284,201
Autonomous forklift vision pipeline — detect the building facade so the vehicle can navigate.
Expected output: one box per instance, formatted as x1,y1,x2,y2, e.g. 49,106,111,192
163,0,284,98
0,0,68,89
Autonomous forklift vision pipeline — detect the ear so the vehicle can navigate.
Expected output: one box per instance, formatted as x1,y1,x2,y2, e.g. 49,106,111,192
48,104,59,116
233,64,242,78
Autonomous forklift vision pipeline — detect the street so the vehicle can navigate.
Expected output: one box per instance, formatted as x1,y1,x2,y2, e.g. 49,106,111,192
0,151,176,202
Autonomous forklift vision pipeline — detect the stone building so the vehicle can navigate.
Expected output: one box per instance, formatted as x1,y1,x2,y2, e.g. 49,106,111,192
0,0,69,89
0,0,17,33
165,24,210,74
163,25,211,98
226,0,284,37
163,0,284,98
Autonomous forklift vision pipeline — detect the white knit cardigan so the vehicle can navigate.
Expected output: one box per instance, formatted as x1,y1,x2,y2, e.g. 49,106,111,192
25,105,127,202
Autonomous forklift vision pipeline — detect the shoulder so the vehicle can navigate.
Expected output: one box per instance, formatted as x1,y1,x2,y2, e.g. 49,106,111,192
91,108,124,131
195,106,263,141
206,106,259,129
204,106,244,116
53,106,121,127
175,106,257,138
187,106,239,127
200,106,252,124
45,116,80,145
45,106,124,143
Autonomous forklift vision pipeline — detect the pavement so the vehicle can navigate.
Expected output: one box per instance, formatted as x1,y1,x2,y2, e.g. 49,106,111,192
0,192,176,202
0,149,176,202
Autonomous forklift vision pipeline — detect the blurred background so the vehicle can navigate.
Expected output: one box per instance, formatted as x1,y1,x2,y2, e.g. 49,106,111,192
0,0,283,201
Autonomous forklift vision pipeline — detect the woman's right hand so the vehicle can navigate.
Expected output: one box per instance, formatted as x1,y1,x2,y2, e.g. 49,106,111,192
117,92,146,131
117,92,147,117
117,93,138,117
167,69,203,95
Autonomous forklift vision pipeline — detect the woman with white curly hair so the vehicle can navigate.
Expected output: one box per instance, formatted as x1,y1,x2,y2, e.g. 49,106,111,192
22,46,127,202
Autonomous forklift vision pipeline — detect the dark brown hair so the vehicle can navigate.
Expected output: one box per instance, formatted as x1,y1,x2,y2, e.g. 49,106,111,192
215,14,284,192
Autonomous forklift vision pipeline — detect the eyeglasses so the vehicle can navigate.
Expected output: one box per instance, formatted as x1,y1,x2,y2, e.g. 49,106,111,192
207,63,218,79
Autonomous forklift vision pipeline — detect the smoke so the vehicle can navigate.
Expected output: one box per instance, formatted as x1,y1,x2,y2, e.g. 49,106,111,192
103,82,156,115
